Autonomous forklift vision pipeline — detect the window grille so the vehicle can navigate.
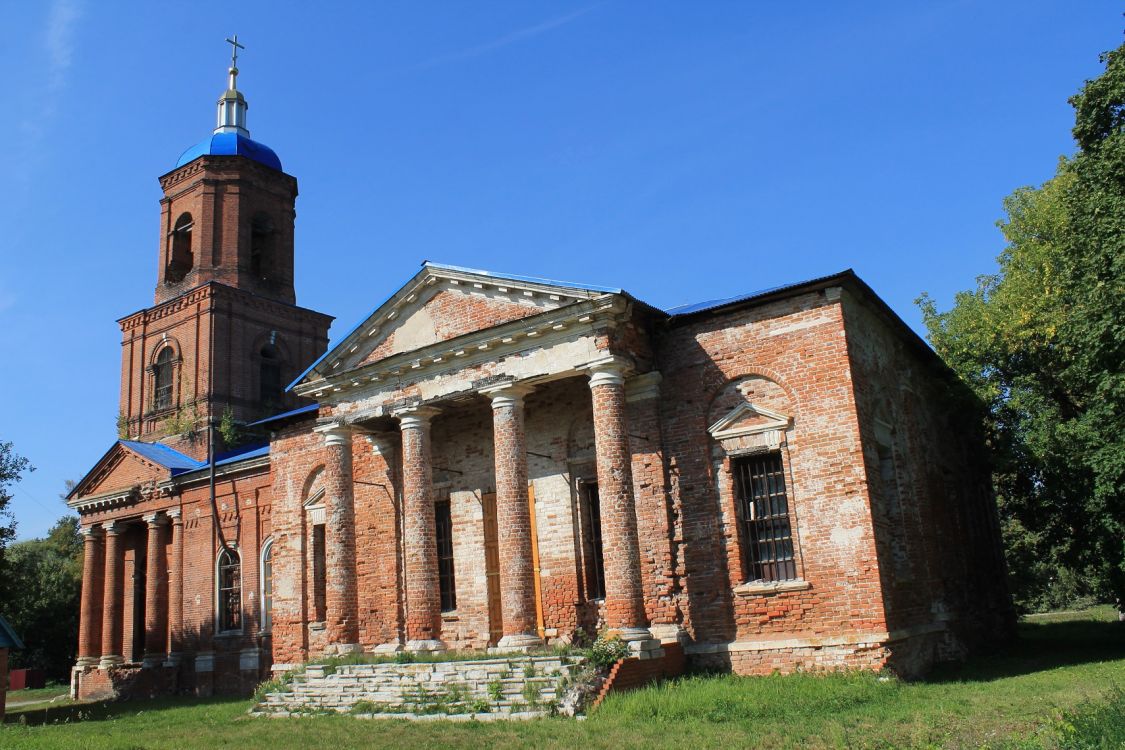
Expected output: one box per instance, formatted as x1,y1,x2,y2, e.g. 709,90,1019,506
217,548,242,632
733,452,797,582
581,482,606,600
435,499,456,611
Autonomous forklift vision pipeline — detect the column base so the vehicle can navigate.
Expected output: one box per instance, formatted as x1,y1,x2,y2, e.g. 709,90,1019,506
324,642,363,656
648,623,689,645
615,626,654,642
405,639,446,653
492,633,544,652
141,653,166,669
98,654,124,670
75,656,99,668
163,652,183,668
372,642,404,655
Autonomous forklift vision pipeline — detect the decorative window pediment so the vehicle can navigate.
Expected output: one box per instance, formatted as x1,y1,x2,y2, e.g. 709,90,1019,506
304,488,326,525
708,402,792,441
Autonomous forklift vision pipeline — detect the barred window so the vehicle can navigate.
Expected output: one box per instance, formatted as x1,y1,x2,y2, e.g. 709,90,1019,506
217,548,242,632
153,347,175,411
733,452,797,582
581,482,606,600
435,498,456,612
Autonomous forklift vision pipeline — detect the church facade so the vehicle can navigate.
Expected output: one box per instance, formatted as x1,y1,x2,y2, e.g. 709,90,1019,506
68,56,1013,700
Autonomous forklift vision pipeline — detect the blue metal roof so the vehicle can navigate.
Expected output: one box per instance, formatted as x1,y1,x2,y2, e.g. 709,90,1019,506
0,613,25,650
247,403,319,427
167,442,270,477
176,132,282,171
665,272,851,317
120,440,202,472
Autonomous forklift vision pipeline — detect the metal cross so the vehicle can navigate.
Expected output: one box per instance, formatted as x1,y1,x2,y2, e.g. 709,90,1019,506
225,34,245,69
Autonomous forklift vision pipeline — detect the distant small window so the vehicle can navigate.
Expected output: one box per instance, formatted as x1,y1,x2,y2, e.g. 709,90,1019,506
167,213,194,283
250,214,273,280
435,498,456,612
580,482,606,600
217,548,242,632
260,344,283,408
153,347,175,411
733,452,797,582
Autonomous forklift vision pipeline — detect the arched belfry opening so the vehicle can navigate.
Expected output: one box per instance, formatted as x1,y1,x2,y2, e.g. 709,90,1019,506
166,213,194,284
250,213,274,280
259,343,283,409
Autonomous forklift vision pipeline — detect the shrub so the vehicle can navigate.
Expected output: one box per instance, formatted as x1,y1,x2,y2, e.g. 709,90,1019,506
586,634,629,670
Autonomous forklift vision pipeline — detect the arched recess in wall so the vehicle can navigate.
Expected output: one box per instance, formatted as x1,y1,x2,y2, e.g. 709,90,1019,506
166,212,194,283
707,373,805,585
302,466,328,623
148,337,183,413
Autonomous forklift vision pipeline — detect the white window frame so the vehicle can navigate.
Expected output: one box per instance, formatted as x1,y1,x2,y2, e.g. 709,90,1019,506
259,537,274,635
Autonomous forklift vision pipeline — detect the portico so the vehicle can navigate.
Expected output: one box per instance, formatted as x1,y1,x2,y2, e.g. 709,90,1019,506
290,265,666,655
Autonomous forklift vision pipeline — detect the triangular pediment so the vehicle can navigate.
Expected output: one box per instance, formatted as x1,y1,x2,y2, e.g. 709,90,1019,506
69,442,176,505
296,263,621,385
708,402,792,440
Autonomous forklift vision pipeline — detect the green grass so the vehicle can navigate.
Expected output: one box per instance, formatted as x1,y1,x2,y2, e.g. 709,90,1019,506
2,606,1121,749
2,685,71,710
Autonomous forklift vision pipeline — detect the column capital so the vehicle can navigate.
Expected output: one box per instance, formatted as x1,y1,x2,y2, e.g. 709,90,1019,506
166,508,183,523
80,524,102,539
315,421,353,447
143,512,167,526
583,355,633,389
394,405,440,431
103,520,125,535
482,382,535,409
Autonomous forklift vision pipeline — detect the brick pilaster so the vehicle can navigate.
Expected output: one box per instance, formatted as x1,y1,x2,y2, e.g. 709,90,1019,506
486,384,542,649
99,521,125,668
166,509,184,663
321,425,360,652
77,525,104,667
142,513,167,667
397,407,444,651
588,361,652,640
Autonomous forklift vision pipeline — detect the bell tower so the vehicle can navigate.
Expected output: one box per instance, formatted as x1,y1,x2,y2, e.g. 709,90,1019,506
117,38,333,458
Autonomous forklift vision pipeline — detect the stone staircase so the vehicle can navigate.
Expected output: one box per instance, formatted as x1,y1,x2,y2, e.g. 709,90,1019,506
253,654,591,720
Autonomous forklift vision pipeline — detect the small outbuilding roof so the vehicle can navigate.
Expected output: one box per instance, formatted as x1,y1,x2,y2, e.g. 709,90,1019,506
0,613,24,650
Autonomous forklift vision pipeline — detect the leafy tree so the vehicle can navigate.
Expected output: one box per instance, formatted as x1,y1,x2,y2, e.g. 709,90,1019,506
1,515,83,680
0,440,32,562
919,44,1125,612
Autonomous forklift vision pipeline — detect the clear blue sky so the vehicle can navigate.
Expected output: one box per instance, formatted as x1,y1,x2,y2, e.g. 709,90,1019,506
1,1,1120,539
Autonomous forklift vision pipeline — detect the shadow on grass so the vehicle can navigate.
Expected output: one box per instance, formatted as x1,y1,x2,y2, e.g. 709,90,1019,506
3,695,249,727
928,617,1125,684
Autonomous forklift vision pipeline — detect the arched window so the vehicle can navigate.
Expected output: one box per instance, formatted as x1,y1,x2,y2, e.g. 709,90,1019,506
166,213,194,283
250,214,273,280
217,548,242,633
259,344,283,408
260,538,274,633
153,347,175,411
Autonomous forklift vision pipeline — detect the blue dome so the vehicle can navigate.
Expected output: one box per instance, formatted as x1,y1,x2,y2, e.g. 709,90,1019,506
175,132,282,171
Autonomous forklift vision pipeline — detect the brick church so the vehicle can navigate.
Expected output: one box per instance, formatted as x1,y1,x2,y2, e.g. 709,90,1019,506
67,50,1012,699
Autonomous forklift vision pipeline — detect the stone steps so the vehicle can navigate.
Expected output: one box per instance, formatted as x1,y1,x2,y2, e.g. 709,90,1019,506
252,654,590,720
